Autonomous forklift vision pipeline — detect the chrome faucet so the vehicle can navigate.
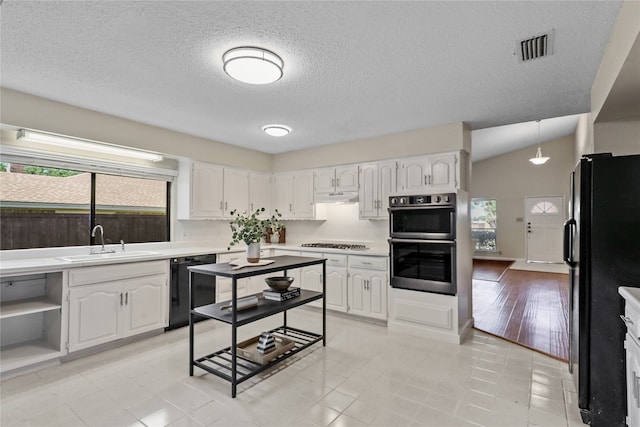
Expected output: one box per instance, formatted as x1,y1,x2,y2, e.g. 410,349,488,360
90,224,114,254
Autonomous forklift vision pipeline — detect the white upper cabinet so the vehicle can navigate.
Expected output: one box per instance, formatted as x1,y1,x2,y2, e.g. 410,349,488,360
359,160,397,219
249,172,272,218
177,161,224,219
292,171,315,218
177,161,249,220
223,167,249,217
272,171,316,219
397,152,459,194
314,165,359,195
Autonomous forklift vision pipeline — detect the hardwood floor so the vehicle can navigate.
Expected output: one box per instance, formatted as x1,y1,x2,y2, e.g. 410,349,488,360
472,261,570,361
472,259,514,281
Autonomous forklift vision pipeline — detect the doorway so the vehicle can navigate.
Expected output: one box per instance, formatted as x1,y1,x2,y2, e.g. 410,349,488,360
524,196,564,263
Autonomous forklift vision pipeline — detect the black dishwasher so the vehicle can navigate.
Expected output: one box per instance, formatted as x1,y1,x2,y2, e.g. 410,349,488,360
168,254,216,330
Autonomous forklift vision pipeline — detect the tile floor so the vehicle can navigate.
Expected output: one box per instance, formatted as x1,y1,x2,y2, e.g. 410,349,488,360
1,309,584,427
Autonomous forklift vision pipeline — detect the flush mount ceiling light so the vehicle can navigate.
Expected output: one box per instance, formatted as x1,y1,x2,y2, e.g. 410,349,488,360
17,129,164,162
262,125,291,137
529,120,549,165
223,47,284,84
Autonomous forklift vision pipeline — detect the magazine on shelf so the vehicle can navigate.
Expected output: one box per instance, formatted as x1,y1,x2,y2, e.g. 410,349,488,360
263,287,301,301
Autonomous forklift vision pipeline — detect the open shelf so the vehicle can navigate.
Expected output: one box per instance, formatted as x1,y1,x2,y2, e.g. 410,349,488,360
193,326,322,385
0,297,62,319
0,339,63,372
193,290,323,326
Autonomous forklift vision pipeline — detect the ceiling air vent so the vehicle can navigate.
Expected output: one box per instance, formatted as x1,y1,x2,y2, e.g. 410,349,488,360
517,30,554,62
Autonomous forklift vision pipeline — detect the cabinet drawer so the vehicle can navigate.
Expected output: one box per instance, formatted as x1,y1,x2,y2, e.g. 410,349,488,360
349,256,387,271
323,254,347,267
69,261,167,287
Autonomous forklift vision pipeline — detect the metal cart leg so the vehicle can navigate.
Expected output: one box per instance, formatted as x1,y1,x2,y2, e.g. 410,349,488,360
231,276,237,398
322,261,326,346
189,270,194,376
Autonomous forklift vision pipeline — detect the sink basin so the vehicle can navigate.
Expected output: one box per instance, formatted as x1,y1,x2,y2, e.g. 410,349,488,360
57,251,162,262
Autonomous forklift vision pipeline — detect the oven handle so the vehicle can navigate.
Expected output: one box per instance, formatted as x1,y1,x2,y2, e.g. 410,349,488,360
388,238,456,245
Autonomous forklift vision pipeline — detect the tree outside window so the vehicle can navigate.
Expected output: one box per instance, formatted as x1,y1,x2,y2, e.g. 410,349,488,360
471,199,497,251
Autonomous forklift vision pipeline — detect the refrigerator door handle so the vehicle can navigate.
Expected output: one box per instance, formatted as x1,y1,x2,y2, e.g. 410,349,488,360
564,218,577,267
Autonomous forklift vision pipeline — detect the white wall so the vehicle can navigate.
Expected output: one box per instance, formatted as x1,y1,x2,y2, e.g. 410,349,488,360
272,122,471,172
574,113,594,162
0,88,272,172
471,135,575,259
282,204,388,245
594,120,640,155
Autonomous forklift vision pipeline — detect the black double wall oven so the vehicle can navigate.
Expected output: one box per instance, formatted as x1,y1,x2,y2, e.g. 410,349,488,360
389,193,457,295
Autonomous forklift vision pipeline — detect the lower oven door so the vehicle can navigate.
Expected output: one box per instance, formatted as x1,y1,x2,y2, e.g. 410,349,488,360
390,238,456,295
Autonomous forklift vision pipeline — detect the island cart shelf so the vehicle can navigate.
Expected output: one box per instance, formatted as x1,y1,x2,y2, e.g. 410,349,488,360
188,255,326,397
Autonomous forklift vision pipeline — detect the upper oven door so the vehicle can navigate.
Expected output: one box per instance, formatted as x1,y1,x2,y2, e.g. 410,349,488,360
390,206,455,240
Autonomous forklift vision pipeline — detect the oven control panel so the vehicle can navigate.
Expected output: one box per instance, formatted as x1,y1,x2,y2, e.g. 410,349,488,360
389,193,455,207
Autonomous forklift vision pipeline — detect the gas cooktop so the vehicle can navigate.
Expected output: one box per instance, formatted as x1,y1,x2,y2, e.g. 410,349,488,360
301,242,368,250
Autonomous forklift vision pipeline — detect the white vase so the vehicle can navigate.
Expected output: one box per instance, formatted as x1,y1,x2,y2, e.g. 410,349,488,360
271,232,280,243
246,242,261,263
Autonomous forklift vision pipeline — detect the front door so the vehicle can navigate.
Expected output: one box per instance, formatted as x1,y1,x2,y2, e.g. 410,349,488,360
525,196,565,263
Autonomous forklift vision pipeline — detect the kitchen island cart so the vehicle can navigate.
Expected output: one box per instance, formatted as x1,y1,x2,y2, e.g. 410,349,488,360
188,255,326,397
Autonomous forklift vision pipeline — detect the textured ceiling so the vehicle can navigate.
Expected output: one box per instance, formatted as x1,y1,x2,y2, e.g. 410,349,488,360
0,1,622,156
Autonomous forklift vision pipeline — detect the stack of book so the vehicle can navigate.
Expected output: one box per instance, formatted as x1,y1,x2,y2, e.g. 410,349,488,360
263,287,301,301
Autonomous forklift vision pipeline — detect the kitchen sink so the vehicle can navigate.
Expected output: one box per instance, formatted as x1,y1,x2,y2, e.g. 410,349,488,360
57,251,162,262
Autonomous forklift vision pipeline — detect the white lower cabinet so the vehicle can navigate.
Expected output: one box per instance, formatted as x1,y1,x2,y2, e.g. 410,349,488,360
67,261,168,353
348,269,387,320
0,271,66,374
325,268,348,312
626,334,640,427
271,250,388,320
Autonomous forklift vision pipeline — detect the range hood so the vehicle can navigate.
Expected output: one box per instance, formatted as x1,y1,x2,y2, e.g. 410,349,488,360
314,191,359,203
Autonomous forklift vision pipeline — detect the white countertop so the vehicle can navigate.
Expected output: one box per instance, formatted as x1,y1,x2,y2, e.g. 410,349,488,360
0,242,388,276
619,287,640,313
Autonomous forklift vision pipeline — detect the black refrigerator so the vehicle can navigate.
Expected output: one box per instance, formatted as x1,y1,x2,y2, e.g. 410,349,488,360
564,153,640,426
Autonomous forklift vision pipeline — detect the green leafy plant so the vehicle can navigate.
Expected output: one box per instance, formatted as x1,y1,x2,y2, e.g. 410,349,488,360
267,209,284,234
228,208,283,249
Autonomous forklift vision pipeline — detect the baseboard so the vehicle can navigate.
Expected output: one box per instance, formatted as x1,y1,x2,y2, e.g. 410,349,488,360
473,255,517,262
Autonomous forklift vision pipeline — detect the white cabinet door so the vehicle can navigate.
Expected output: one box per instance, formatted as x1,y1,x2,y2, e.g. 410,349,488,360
348,271,367,317
378,160,397,216
399,157,428,193
68,282,121,352
367,272,387,320
292,171,315,218
326,268,348,313
427,153,457,191
300,263,322,308
122,274,167,338
191,162,224,218
273,174,293,219
314,168,335,194
335,166,358,192
347,270,388,320
223,168,249,217
627,336,640,427
249,172,272,218
360,161,397,219
359,163,378,219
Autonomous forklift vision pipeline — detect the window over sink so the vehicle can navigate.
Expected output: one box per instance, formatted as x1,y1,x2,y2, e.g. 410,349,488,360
0,162,169,250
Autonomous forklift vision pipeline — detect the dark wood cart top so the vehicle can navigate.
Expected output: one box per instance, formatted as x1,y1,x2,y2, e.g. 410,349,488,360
188,255,325,279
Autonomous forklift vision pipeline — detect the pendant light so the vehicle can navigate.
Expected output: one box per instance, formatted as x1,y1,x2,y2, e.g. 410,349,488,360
529,120,549,165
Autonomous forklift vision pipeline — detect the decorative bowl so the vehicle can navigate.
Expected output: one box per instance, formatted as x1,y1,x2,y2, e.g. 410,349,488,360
265,276,294,291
